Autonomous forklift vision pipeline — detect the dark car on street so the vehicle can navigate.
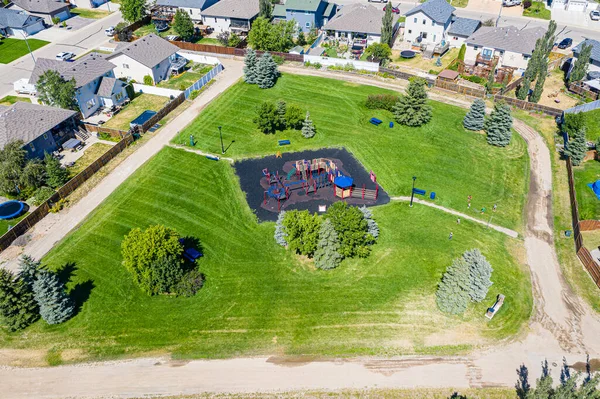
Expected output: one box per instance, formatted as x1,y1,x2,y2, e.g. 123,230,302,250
558,38,573,49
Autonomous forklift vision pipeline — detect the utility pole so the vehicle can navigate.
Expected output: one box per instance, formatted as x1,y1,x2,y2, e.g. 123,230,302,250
219,125,224,154
20,32,36,64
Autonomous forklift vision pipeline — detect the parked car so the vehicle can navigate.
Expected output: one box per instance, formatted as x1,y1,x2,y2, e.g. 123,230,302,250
105,26,115,36
55,52,75,61
383,4,400,13
591,10,600,21
502,0,522,6
558,38,573,49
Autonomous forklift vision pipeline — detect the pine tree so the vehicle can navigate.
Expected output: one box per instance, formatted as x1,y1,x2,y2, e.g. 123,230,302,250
256,52,279,89
314,219,342,270
436,258,471,315
359,206,379,241
568,43,593,84
485,102,513,147
564,127,587,166
0,269,39,331
243,49,258,84
381,1,393,47
301,111,316,138
463,249,493,302
392,78,432,127
18,255,41,289
274,210,288,246
463,99,486,131
276,100,287,131
32,269,74,325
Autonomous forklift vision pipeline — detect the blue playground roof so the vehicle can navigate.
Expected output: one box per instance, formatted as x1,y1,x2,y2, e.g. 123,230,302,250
334,176,353,188
130,110,157,128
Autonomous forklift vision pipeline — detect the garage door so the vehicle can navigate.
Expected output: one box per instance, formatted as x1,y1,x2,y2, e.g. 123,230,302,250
55,10,70,21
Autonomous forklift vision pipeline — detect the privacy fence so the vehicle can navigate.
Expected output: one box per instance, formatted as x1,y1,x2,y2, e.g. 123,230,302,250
566,159,600,289
184,63,224,98
494,94,563,117
81,124,129,139
434,79,486,98
169,41,305,62
0,134,135,252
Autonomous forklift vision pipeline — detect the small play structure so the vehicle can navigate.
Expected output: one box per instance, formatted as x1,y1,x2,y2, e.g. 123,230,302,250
588,180,600,200
0,200,24,220
400,50,417,59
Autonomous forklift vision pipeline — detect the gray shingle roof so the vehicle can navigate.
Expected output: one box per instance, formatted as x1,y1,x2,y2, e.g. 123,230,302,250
108,34,179,69
29,52,116,88
0,8,42,29
155,0,216,10
96,77,126,98
273,3,286,17
285,0,322,12
465,25,546,56
10,0,69,15
323,3,399,35
448,17,480,37
0,102,76,148
573,39,600,63
202,0,259,19
406,0,455,24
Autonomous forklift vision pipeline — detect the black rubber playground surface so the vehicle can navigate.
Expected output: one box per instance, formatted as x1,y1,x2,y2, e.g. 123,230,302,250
233,148,390,222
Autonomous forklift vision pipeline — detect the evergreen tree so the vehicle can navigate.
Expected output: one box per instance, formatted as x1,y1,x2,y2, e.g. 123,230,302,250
515,364,531,399
564,127,587,166
485,102,513,147
301,111,316,138
485,66,495,93
392,78,432,127
32,269,74,325
0,269,39,332
259,0,272,19
359,206,379,241
243,49,258,84
532,360,554,399
314,219,342,270
463,249,493,302
529,61,547,103
516,74,533,101
18,255,41,289
436,258,471,315
381,1,394,47
274,210,287,246
297,30,307,46
568,43,593,84
44,153,69,189
256,52,279,89
276,100,287,130
463,99,486,131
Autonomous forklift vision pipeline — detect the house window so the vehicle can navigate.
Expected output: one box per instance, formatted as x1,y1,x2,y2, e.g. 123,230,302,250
29,143,35,151
189,9,192,14
305,11,310,15
43,133,48,140
524,55,530,60
432,21,435,26
422,19,426,24
413,17,417,23
86,98,96,109
155,64,160,69
305,22,310,28
474,46,478,50
214,17,217,23
408,29,412,34
123,64,129,69
115,92,123,101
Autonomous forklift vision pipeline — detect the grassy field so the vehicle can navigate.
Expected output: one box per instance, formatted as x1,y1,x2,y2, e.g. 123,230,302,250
0,95,31,106
582,109,600,142
0,212,28,235
174,74,529,231
0,147,531,364
158,64,214,90
196,38,224,46
104,93,168,131
68,143,114,177
70,8,112,19
0,38,49,64
523,2,551,19
574,160,600,220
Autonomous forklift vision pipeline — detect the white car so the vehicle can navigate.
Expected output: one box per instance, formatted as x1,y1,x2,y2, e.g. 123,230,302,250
105,26,115,36
591,10,600,21
503,0,522,6
55,52,75,61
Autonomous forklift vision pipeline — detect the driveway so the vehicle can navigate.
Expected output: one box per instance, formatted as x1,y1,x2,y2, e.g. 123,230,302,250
552,8,592,28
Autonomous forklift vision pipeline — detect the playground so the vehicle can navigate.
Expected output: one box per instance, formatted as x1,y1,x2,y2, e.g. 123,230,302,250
234,149,390,221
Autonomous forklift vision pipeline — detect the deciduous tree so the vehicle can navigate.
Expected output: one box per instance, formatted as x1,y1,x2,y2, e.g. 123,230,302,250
285,105,304,130
32,269,74,325
120,0,147,23
485,101,513,147
0,141,27,196
364,43,391,62
392,78,432,127
36,70,78,111
314,219,342,270
568,43,592,84
463,99,486,131
259,0,273,19
324,202,371,258
381,1,393,47
282,210,321,257
254,101,278,134
20,160,45,191
173,9,194,41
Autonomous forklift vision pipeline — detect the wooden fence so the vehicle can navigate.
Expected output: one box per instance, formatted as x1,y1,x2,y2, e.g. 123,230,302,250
568,82,599,101
379,67,436,85
170,41,305,62
0,134,135,252
435,79,486,98
565,159,600,289
501,76,524,95
140,92,186,132
82,124,129,139
494,94,563,117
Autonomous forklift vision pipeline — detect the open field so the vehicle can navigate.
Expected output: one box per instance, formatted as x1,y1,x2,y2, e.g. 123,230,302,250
523,2,551,19
103,93,168,131
0,147,531,364
0,38,49,64
174,74,529,231
0,96,31,106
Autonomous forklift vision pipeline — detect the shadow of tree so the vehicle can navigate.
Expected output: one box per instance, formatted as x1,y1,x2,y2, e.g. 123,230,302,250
180,236,204,272
56,261,95,316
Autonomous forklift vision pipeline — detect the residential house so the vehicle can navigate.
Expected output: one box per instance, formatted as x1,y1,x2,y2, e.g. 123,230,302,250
69,0,109,9
447,17,480,48
404,0,455,46
201,0,259,33
464,26,546,72
0,8,45,37
153,0,221,23
572,39,600,74
0,102,78,159
106,34,185,85
9,0,71,25
28,52,129,118
323,3,400,45
273,0,337,33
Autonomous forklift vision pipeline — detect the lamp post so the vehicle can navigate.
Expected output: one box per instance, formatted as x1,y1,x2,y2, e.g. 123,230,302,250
218,126,224,154
20,32,36,63
409,176,417,207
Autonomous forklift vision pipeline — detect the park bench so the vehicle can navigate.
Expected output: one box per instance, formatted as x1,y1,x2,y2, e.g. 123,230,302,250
369,118,382,126
485,294,505,320
278,139,291,146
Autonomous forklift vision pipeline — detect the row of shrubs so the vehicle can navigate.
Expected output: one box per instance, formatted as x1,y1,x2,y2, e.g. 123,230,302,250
365,94,400,112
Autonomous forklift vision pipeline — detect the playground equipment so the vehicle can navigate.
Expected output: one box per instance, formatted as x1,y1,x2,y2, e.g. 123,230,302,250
0,200,24,220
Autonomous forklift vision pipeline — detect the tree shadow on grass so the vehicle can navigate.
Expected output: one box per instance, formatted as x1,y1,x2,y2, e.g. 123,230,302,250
56,261,95,316
180,236,204,272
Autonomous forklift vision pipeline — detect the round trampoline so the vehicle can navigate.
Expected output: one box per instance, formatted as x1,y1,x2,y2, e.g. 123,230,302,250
0,200,25,220
400,50,417,59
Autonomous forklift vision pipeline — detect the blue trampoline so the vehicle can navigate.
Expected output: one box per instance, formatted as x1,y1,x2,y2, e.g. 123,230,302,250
130,110,157,128
587,180,600,200
0,200,24,220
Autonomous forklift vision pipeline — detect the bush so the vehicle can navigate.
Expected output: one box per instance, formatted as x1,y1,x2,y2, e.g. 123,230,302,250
189,90,200,100
464,75,486,85
282,210,321,257
523,0,532,8
31,186,55,206
49,198,67,213
324,202,371,258
272,55,284,65
174,269,204,297
428,69,440,75
178,83,186,91
149,255,184,295
285,104,304,130
365,94,400,111
44,153,69,189
312,62,322,69
52,16,60,25
143,75,153,85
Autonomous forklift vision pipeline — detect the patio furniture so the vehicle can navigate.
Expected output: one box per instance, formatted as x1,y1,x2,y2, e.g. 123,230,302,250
369,118,382,126
278,139,291,146
63,138,82,152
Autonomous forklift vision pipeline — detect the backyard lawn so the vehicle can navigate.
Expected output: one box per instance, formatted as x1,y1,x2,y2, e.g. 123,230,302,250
195,38,223,46
523,2,551,19
0,147,531,364
103,93,168,131
70,7,112,19
574,160,600,220
582,109,600,142
0,212,28,235
0,95,31,106
158,63,214,90
391,47,459,74
68,143,114,177
174,74,530,231
0,38,49,64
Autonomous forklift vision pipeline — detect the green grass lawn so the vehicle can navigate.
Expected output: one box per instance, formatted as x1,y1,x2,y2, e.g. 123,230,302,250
0,95,31,106
0,147,531,363
70,7,112,19
523,2,551,20
103,94,168,131
158,63,214,90
574,160,600,220
449,0,468,7
0,212,28,235
68,143,114,177
0,38,49,64
582,109,600,142
174,74,529,231
195,38,224,46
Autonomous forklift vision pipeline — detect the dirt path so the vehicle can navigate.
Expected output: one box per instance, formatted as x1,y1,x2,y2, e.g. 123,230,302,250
1,66,600,398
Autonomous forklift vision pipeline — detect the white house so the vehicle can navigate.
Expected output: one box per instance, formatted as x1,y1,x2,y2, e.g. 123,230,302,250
106,34,185,85
323,3,400,45
404,0,455,46
464,26,546,72
0,8,45,37
446,17,481,48
153,0,221,23
9,0,70,25
28,53,129,118
201,0,259,33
